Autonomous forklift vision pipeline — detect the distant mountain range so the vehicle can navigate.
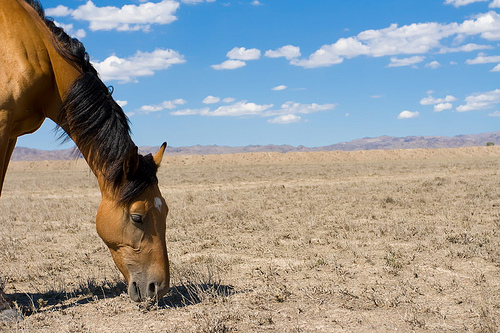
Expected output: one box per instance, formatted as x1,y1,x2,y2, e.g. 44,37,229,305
11,131,500,161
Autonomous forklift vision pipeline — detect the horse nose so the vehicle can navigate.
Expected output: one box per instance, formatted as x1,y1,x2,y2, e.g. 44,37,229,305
128,279,169,302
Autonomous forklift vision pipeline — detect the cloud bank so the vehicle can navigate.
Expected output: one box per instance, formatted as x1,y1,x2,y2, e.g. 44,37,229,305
282,11,500,68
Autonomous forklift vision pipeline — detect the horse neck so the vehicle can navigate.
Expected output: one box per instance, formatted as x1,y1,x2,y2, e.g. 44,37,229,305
24,4,109,182
43,53,103,176
15,0,132,197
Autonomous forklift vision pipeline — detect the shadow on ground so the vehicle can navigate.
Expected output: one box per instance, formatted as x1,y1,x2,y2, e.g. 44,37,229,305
160,282,236,308
8,279,128,316
5,279,235,316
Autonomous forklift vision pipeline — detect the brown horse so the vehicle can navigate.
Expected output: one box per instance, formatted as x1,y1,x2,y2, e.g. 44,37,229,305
0,0,170,302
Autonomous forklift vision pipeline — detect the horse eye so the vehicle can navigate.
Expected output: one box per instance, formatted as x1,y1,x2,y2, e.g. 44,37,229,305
131,214,144,223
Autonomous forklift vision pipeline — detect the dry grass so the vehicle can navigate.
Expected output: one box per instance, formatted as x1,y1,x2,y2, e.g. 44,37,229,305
0,147,499,332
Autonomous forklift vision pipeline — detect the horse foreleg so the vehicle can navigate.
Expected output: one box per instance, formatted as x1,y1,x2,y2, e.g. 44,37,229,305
0,120,19,319
0,105,15,192
0,138,16,191
0,137,16,196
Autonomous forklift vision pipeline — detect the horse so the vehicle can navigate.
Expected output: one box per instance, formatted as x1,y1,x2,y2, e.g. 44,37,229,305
0,0,170,303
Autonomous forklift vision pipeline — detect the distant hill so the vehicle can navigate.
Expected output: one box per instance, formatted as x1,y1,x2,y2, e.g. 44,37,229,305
317,131,500,151
12,147,79,161
11,131,500,161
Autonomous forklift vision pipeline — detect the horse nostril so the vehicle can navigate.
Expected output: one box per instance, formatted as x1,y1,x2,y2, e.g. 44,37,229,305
129,281,142,302
148,282,156,295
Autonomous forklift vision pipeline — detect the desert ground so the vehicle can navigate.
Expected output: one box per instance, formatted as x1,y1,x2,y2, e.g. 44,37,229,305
0,146,499,332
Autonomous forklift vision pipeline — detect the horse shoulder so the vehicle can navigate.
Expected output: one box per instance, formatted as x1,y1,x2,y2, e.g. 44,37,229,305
0,0,78,135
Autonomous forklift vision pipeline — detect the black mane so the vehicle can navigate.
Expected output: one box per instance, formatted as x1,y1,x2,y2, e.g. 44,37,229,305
25,0,158,204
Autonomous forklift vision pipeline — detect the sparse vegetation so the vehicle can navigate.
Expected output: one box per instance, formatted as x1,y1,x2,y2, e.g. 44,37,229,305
1,147,499,332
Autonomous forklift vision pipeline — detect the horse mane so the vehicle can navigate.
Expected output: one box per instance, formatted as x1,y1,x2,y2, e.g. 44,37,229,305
24,0,158,205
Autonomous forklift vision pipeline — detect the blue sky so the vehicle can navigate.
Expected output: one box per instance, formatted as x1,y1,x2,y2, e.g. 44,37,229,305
17,0,500,150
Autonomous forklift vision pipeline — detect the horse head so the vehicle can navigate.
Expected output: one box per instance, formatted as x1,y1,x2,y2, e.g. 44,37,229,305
95,143,169,302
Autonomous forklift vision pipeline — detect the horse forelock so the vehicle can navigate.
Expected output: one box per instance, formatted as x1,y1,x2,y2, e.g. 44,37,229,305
114,154,159,206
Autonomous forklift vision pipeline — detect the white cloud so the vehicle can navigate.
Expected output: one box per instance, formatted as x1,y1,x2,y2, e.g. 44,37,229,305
251,0,263,6
456,89,500,111
439,43,492,53
324,37,371,58
398,110,420,119
459,11,500,41
466,53,500,64
434,102,453,112
291,37,367,68
268,114,301,124
202,96,221,104
93,48,186,83
222,97,236,103
206,101,273,116
291,50,343,68
181,0,215,4
138,99,186,113
202,96,236,104
387,56,425,67
426,60,441,69
444,0,488,7
357,23,454,56
170,100,335,123
211,59,246,70
265,45,301,60
492,63,500,71
488,111,500,116
116,100,128,107
272,85,287,91
420,95,457,105
268,101,336,116
290,11,500,68
46,5,74,16
171,108,209,116
491,0,500,7
47,0,179,32
226,47,261,61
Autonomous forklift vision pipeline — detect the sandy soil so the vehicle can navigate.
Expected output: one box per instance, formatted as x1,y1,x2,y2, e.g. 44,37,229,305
0,146,499,332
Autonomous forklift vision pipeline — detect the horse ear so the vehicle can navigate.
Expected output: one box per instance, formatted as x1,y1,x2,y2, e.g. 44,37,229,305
123,146,139,180
153,142,167,168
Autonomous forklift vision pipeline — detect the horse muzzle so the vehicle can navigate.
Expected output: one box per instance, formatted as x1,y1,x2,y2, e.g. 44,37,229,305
128,277,169,302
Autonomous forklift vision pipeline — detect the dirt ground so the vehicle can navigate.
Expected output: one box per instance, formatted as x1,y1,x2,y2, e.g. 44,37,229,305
0,147,499,332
